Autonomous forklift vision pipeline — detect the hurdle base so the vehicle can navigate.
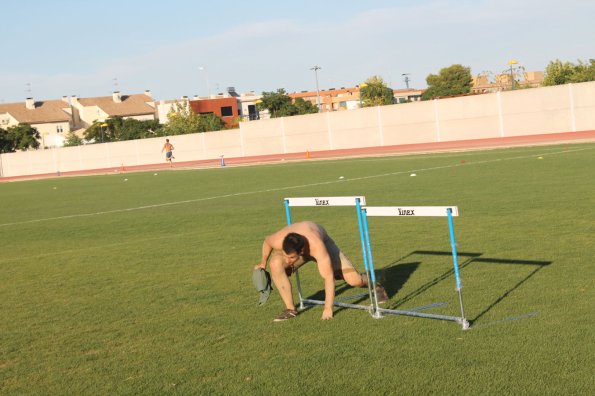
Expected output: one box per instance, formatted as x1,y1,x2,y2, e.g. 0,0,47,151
377,307,468,328
300,299,376,316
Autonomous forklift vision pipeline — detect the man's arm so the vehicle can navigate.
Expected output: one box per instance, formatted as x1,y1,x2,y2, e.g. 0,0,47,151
311,239,335,320
255,236,274,270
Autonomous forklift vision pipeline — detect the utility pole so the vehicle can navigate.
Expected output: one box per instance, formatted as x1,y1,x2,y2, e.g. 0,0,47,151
402,73,411,89
310,65,322,112
199,66,211,97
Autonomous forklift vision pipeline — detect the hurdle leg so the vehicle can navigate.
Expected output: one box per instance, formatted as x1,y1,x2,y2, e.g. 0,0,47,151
356,199,375,311
361,208,382,319
447,208,469,330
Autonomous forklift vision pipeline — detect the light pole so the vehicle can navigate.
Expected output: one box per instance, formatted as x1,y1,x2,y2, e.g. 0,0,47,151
402,73,410,89
310,65,322,112
508,59,518,90
199,66,211,97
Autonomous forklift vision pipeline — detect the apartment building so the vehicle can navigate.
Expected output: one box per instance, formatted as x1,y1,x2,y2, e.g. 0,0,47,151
289,86,424,112
472,71,544,93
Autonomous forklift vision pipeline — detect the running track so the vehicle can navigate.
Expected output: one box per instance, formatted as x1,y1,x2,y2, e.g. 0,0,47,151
2,130,595,182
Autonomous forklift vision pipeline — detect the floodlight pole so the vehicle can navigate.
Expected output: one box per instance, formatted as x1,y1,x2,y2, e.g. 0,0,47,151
402,73,410,89
199,66,211,97
311,65,322,112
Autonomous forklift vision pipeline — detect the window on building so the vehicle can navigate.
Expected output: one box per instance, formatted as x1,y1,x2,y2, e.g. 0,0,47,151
221,106,233,117
56,125,64,133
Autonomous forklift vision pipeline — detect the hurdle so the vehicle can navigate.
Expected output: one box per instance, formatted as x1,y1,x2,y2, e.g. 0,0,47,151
360,206,470,330
283,196,380,314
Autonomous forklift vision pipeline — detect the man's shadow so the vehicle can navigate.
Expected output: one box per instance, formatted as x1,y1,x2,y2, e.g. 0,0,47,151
301,259,420,315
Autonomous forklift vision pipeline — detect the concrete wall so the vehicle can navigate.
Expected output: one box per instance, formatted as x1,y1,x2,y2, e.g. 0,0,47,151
2,82,595,178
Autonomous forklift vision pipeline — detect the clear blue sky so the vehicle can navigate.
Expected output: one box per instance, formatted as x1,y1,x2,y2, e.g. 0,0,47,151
1,0,593,103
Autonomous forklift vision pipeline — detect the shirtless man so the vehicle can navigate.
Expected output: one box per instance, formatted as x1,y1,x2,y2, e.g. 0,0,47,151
161,139,175,166
255,221,388,321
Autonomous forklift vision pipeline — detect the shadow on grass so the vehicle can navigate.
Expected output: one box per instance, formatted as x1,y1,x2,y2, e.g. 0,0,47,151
468,256,551,324
300,251,552,323
382,250,551,325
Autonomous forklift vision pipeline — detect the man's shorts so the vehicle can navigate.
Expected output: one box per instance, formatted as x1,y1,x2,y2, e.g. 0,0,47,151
166,151,173,159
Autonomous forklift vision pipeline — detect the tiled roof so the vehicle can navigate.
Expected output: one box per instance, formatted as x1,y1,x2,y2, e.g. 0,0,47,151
77,94,155,116
0,100,71,124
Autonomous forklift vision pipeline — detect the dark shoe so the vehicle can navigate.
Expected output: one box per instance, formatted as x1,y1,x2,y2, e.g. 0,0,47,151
273,309,298,322
375,284,389,304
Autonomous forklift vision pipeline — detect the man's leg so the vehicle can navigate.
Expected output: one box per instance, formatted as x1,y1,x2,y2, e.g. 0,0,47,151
336,251,389,303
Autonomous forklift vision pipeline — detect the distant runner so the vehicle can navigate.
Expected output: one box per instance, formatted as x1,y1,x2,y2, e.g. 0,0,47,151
161,139,175,166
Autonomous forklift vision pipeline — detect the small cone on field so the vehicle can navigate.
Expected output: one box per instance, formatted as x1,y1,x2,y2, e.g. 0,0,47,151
306,150,311,159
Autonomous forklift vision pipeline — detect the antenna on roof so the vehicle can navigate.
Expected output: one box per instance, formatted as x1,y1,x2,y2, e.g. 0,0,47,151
113,78,119,91
25,82,32,96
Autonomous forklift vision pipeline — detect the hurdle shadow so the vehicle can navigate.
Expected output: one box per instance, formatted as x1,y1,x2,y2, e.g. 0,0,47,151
300,251,552,322
302,252,478,316
385,250,552,325
386,251,482,310
469,257,552,324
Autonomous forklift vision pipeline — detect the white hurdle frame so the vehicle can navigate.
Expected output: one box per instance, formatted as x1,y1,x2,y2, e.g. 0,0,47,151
283,196,379,315
361,206,470,330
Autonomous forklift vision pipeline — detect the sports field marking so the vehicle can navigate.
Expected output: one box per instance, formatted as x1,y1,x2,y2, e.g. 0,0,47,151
1,145,592,228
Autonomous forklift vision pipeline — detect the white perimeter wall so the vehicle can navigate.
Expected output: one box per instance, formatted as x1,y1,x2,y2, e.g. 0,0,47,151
1,82,594,178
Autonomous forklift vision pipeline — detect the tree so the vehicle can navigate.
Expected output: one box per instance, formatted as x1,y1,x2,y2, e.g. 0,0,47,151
118,118,163,140
258,89,318,118
163,101,202,135
63,131,83,147
83,116,167,143
258,89,293,118
162,101,225,135
542,59,595,86
0,127,10,153
360,76,394,107
197,113,226,132
292,97,318,115
421,64,473,100
83,119,115,143
1,124,41,152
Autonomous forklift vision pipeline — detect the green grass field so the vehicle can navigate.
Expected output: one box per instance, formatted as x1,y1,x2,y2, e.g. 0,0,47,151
1,143,594,395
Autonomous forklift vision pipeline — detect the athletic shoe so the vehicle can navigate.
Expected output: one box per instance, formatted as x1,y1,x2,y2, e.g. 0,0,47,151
375,284,389,304
273,309,298,322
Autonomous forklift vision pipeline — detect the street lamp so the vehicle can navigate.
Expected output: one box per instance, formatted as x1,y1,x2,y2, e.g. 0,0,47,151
310,65,322,112
358,83,368,108
402,73,411,89
508,59,518,90
199,66,211,97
